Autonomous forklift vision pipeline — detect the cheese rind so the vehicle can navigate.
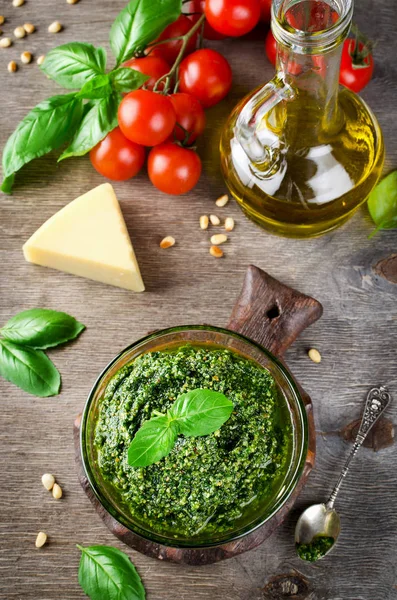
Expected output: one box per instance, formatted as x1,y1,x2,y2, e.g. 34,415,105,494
23,183,145,292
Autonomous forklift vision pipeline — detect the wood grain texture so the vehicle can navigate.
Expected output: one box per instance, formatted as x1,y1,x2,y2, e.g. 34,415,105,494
0,0,396,598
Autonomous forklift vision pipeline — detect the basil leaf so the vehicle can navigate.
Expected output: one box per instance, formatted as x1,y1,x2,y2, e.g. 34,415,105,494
77,545,145,600
41,43,107,89
77,75,112,99
109,67,149,94
110,0,183,66
1,308,85,349
170,389,233,437
59,94,119,160
0,340,60,397
1,94,83,193
128,415,178,467
368,171,397,235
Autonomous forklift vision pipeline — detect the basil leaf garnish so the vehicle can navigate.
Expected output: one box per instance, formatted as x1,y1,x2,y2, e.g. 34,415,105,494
368,171,397,237
59,94,119,160
41,43,107,89
1,94,83,192
77,545,145,600
110,0,183,66
77,75,113,100
0,340,60,397
1,308,85,349
128,415,178,468
127,389,233,467
109,67,149,94
169,389,234,437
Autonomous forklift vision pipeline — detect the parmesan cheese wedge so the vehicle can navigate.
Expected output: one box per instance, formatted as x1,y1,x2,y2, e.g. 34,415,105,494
23,184,144,292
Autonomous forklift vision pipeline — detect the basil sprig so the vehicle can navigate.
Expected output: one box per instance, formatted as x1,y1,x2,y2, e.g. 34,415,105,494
77,545,145,600
0,308,85,397
1,0,183,193
128,389,234,467
368,171,397,237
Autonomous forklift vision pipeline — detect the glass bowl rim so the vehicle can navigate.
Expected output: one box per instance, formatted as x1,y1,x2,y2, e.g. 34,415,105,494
80,324,309,548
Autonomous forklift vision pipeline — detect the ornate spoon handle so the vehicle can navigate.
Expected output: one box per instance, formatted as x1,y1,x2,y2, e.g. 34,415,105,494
326,386,392,509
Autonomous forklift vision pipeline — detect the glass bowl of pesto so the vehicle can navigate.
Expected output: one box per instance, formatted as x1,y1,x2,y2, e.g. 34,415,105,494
81,325,308,548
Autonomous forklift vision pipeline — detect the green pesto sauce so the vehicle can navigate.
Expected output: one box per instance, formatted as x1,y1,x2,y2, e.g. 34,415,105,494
296,536,335,561
94,344,292,539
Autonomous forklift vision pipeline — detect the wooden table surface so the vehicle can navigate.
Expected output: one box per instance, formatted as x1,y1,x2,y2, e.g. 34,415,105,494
1,1,396,599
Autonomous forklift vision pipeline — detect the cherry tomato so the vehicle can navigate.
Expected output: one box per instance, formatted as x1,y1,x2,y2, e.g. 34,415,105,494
89,127,145,181
204,0,261,37
169,93,206,144
265,29,277,65
259,0,272,22
122,56,170,91
179,49,232,108
148,142,202,195
155,15,198,63
339,37,374,93
188,0,227,40
264,30,302,75
118,89,176,147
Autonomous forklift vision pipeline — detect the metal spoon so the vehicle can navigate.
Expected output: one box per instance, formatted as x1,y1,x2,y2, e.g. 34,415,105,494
295,385,392,562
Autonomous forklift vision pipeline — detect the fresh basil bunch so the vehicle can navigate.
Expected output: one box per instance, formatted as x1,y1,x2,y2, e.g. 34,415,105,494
0,308,85,396
1,0,183,193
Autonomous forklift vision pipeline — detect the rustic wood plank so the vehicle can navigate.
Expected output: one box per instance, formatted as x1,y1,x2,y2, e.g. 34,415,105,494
0,0,397,598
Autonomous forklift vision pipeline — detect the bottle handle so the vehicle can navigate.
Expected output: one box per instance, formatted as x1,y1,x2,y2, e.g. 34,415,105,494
235,76,293,165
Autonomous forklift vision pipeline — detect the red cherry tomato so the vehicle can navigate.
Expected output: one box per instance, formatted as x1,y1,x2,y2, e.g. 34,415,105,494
204,0,261,37
155,15,198,63
118,89,176,147
339,37,374,93
148,141,202,195
122,56,170,91
89,127,145,181
179,49,232,108
169,93,206,144
265,29,277,65
259,0,272,22
188,0,227,40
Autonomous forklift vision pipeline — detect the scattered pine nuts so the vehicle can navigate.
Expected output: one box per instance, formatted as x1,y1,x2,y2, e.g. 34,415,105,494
0,37,12,48
21,50,32,64
160,236,175,249
41,473,55,491
23,23,35,34
48,21,63,33
35,532,47,548
224,217,235,232
308,348,321,364
211,233,227,245
8,60,17,72
215,194,229,208
52,483,63,499
14,26,26,39
210,245,224,258
0,17,5,26
199,215,209,230
13,0,25,6
209,214,220,226
67,0,80,3
37,54,45,65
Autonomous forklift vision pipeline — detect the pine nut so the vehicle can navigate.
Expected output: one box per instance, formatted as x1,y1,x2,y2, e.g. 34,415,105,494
211,233,227,245
41,473,55,491
0,37,12,47
224,217,235,232
209,214,220,226
37,54,45,65
67,0,80,3
48,21,63,33
210,245,223,258
215,194,229,208
23,23,35,34
13,0,25,6
8,60,17,72
308,348,321,364
0,16,5,26
21,50,32,63
14,26,26,38
35,532,47,548
160,236,175,249
52,483,63,499
199,215,209,230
